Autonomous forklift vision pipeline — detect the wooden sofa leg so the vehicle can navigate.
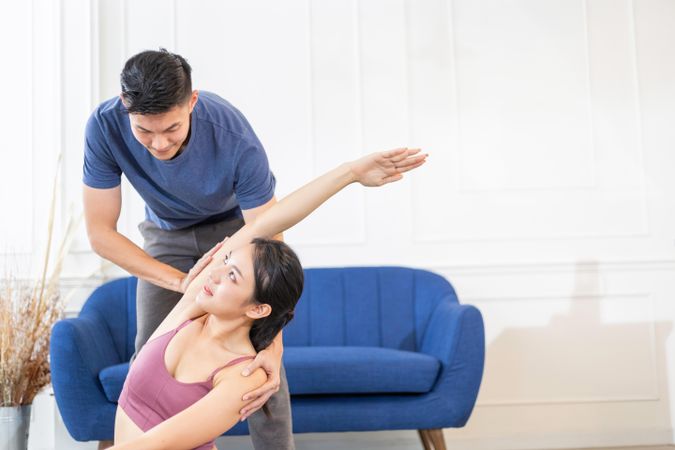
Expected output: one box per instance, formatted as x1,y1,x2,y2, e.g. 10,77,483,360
417,429,432,450
418,429,446,450
428,429,446,450
98,440,114,450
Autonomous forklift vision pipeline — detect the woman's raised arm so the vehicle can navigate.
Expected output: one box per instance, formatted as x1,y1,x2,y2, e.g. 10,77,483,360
178,148,426,306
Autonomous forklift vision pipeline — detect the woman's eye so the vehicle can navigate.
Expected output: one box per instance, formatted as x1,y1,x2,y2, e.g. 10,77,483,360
229,271,236,281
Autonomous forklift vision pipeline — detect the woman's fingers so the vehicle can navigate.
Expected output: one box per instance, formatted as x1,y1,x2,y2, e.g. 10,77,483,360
390,148,421,163
397,159,426,173
206,240,223,257
196,244,218,270
194,256,212,272
395,153,428,170
381,157,426,184
382,147,408,158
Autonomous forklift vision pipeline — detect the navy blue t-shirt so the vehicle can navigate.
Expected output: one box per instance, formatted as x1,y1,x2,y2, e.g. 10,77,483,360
83,91,275,230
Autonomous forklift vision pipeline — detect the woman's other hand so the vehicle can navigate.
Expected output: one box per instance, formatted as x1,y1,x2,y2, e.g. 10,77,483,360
349,147,427,187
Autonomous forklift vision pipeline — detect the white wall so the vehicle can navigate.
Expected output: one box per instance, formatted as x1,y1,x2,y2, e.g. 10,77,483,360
2,0,674,449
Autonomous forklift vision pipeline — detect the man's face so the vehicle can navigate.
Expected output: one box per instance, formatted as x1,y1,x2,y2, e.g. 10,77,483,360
126,91,198,161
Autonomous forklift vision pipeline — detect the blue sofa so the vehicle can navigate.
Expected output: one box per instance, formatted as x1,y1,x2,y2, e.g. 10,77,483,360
51,267,485,449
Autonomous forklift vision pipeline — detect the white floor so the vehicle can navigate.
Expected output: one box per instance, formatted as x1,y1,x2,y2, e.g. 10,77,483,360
549,448,675,450
29,391,675,450
212,437,675,450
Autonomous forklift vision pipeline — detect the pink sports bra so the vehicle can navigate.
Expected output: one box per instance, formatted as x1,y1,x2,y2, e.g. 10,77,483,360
118,318,255,450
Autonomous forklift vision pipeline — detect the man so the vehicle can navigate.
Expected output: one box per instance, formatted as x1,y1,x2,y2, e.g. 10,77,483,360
82,49,293,450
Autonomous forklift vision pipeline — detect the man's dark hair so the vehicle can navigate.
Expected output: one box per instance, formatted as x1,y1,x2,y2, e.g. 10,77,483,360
120,48,192,114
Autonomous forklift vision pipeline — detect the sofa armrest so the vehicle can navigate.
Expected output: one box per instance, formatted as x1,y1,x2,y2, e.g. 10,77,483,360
50,316,120,441
419,299,481,363
420,299,485,425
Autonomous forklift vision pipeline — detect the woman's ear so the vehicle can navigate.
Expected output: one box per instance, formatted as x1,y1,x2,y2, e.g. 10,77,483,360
245,303,272,320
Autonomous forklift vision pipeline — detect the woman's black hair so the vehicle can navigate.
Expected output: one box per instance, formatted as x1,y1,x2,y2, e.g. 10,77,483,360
248,238,304,353
120,48,192,114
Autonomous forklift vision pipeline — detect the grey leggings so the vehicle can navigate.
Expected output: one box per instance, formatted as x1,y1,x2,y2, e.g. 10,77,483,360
133,218,295,450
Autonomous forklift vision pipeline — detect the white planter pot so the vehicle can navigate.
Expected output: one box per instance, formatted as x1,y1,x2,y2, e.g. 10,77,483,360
0,405,31,450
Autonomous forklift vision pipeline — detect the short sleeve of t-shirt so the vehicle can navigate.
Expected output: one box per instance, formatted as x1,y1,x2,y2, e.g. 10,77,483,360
234,140,276,210
82,113,122,189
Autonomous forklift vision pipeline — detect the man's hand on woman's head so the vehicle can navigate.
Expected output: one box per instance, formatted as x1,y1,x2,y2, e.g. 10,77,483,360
239,347,283,421
177,237,228,293
349,147,427,187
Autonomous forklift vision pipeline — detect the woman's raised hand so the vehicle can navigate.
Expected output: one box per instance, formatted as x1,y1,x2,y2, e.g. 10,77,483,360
348,148,427,187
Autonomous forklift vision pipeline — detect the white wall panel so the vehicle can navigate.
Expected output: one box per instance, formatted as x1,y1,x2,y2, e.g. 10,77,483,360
437,260,664,408
455,0,595,192
412,0,648,243
97,0,125,98
126,0,175,55
31,0,62,270
359,0,414,247
61,0,95,255
0,0,33,256
0,0,62,275
477,293,657,404
284,0,366,245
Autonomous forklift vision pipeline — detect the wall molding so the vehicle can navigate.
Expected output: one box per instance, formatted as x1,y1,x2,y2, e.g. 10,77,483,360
425,258,675,275
47,254,675,278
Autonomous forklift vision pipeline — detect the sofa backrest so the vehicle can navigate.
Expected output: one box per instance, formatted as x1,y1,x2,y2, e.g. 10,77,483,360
80,277,138,362
82,267,456,358
284,267,457,352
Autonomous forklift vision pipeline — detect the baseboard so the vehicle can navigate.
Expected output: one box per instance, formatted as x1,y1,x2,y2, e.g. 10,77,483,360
441,428,674,450
236,428,673,450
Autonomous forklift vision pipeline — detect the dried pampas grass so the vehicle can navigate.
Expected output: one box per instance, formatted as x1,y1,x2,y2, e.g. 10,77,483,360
0,155,79,406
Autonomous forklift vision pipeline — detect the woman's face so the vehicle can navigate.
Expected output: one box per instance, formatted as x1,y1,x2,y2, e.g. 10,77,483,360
195,244,259,318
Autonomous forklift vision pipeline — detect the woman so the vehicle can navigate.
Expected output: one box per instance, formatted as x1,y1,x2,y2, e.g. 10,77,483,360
111,148,427,449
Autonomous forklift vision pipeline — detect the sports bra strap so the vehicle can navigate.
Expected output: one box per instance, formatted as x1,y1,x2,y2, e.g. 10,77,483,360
207,355,256,381
174,319,193,333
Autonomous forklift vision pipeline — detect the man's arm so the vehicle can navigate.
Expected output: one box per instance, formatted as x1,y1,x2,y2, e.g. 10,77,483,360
83,185,187,292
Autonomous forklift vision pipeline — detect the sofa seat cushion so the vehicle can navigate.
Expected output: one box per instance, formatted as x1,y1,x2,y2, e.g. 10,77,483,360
99,346,441,402
283,346,440,395
99,363,129,402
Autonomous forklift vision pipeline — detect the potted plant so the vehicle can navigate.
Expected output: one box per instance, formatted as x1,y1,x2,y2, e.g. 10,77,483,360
0,160,78,450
